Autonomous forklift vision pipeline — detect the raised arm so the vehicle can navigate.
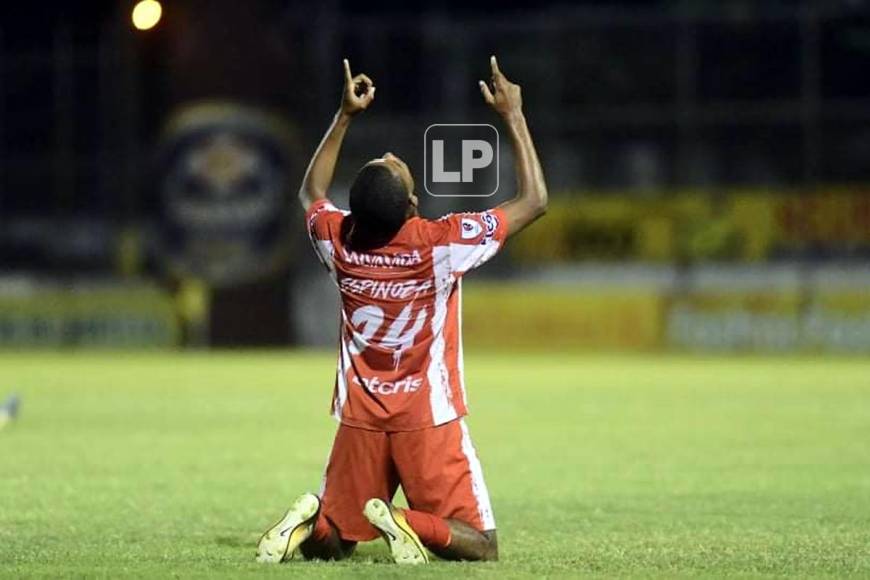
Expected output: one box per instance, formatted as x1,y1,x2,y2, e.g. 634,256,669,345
479,56,548,237
299,59,376,211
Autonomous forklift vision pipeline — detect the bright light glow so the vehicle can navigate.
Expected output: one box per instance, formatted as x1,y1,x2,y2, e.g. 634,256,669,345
132,0,162,31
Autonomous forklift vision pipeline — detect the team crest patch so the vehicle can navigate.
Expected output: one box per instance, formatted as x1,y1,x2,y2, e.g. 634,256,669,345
461,218,483,239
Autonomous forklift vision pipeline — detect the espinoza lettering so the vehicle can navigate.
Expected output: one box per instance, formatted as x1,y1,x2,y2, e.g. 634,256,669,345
340,278,433,300
352,375,423,395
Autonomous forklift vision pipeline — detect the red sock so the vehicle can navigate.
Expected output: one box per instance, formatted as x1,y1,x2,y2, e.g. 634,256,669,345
310,511,334,542
402,509,452,549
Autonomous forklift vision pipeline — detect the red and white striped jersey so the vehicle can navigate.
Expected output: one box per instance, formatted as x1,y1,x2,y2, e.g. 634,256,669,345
306,199,508,431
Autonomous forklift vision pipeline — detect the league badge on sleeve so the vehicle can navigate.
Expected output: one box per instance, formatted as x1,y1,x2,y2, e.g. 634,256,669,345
461,218,484,240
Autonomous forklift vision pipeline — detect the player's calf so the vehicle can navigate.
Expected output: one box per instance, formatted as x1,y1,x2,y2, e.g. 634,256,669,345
435,522,498,562
401,508,497,561
364,499,498,563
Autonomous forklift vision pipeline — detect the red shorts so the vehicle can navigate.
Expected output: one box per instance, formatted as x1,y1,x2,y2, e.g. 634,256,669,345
318,418,496,542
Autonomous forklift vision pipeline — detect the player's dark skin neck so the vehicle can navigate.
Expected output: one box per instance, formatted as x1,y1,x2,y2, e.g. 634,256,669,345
342,217,401,252
342,204,418,252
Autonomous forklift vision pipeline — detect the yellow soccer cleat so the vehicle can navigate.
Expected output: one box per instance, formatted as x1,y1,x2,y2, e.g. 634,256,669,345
363,498,429,565
256,493,320,563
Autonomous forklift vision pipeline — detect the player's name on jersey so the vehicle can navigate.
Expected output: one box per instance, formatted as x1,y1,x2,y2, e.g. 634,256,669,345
340,277,433,300
340,249,423,268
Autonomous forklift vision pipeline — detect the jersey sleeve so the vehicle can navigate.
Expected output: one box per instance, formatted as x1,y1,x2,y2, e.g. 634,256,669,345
305,199,348,272
428,208,509,276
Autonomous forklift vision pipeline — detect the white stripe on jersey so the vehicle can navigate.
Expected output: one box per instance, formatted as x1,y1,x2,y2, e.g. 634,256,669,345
307,201,346,277
459,419,496,530
448,241,501,274
457,278,467,408
427,246,457,425
313,240,337,276
333,311,352,419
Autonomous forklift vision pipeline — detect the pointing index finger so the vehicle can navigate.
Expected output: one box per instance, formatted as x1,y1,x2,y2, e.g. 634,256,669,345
490,55,501,77
343,58,353,84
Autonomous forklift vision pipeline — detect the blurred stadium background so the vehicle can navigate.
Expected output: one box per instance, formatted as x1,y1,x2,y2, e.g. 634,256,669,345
2,0,870,353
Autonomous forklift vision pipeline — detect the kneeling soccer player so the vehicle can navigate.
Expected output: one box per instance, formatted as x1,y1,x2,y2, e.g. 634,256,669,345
258,55,547,564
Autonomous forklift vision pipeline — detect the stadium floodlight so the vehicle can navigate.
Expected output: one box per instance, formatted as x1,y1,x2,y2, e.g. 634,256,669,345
132,0,162,31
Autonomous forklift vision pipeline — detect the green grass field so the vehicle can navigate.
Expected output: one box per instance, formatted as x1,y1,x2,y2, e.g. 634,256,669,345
1,351,869,578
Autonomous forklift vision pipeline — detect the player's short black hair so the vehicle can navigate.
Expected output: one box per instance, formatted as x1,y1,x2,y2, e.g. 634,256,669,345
349,164,409,236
